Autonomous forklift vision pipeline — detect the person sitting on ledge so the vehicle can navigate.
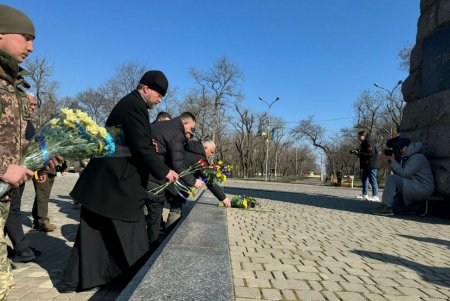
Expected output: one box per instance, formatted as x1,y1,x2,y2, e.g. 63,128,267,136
374,138,434,216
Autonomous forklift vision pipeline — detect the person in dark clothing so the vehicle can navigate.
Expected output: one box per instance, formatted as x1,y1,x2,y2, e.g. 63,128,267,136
5,92,38,262
374,138,434,216
165,139,232,229
146,112,204,248
351,130,379,201
61,71,178,292
336,170,343,187
185,139,232,205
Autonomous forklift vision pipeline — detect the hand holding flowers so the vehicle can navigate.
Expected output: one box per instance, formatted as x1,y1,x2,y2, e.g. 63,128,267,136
149,159,208,195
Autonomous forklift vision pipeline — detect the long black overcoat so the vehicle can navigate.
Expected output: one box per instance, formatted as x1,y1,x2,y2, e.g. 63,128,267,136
70,90,169,221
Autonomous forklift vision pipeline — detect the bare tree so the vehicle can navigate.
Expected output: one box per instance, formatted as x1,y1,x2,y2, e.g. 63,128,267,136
99,62,149,117
269,117,287,179
188,56,244,147
398,43,413,73
109,62,148,96
76,88,110,124
291,116,336,180
231,103,260,178
181,90,213,140
59,96,81,110
24,57,60,129
353,90,384,135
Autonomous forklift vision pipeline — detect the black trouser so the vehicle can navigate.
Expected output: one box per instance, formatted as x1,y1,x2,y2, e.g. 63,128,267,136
32,175,55,222
145,182,167,245
166,191,185,214
5,184,30,252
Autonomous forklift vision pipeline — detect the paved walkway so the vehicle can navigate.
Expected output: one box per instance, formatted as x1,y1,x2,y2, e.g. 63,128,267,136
224,179,450,301
6,173,96,301
5,176,450,300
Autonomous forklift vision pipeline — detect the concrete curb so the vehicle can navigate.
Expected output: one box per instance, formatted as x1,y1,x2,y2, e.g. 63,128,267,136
117,190,233,301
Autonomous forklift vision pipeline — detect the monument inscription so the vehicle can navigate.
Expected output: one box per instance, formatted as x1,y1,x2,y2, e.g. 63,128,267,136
421,24,450,97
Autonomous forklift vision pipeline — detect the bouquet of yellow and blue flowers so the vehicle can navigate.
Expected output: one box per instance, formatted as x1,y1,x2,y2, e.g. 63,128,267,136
0,108,127,197
201,160,232,185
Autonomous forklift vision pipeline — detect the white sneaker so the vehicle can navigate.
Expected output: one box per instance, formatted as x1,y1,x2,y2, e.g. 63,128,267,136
371,196,380,202
355,194,370,200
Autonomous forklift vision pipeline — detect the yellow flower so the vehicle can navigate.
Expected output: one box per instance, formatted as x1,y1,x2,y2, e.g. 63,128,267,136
60,108,72,115
99,127,107,138
86,125,99,136
63,119,75,128
50,118,59,125
221,175,227,183
242,199,248,208
217,160,223,165
216,172,222,178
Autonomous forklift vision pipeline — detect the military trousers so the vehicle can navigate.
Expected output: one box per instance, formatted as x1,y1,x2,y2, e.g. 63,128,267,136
32,175,55,222
0,201,14,300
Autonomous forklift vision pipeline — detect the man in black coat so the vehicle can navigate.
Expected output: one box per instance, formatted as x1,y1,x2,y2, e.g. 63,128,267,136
61,70,178,292
146,112,204,247
164,138,233,229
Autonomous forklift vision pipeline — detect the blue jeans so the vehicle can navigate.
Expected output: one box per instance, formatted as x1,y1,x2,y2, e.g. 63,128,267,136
361,168,379,196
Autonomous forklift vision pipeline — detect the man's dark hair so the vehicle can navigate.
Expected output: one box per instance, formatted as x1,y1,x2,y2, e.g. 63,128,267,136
155,111,172,122
179,112,196,122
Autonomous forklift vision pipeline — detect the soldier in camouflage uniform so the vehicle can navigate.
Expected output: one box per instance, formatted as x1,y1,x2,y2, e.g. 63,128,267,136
0,5,36,299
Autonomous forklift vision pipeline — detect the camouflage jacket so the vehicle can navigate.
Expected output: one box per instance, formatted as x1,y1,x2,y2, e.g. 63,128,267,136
0,49,30,198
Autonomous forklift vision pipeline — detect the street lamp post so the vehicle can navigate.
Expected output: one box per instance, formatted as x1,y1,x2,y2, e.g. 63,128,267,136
259,96,280,182
373,80,403,137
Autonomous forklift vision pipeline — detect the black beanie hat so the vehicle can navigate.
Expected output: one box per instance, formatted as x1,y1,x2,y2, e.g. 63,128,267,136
0,5,35,38
393,138,411,149
139,70,169,96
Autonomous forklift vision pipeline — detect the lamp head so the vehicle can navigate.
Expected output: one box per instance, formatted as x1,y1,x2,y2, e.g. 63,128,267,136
397,80,403,85
374,83,380,88
275,97,280,101
259,96,263,101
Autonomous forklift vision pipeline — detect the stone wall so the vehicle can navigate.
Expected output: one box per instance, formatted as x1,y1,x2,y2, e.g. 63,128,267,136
401,0,450,198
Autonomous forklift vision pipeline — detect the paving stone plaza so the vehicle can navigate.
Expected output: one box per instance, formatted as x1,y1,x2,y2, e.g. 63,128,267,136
6,174,450,300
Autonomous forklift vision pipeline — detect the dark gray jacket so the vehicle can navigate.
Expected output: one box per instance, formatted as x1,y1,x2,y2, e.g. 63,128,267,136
390,142,434,206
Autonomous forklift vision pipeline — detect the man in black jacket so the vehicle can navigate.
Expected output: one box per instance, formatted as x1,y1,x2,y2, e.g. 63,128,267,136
61,70,178,292
164,138,232,229
146,112,204,248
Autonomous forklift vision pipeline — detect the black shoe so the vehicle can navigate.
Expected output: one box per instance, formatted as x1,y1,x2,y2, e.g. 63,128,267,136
373,204,394,216
12,248,36,263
